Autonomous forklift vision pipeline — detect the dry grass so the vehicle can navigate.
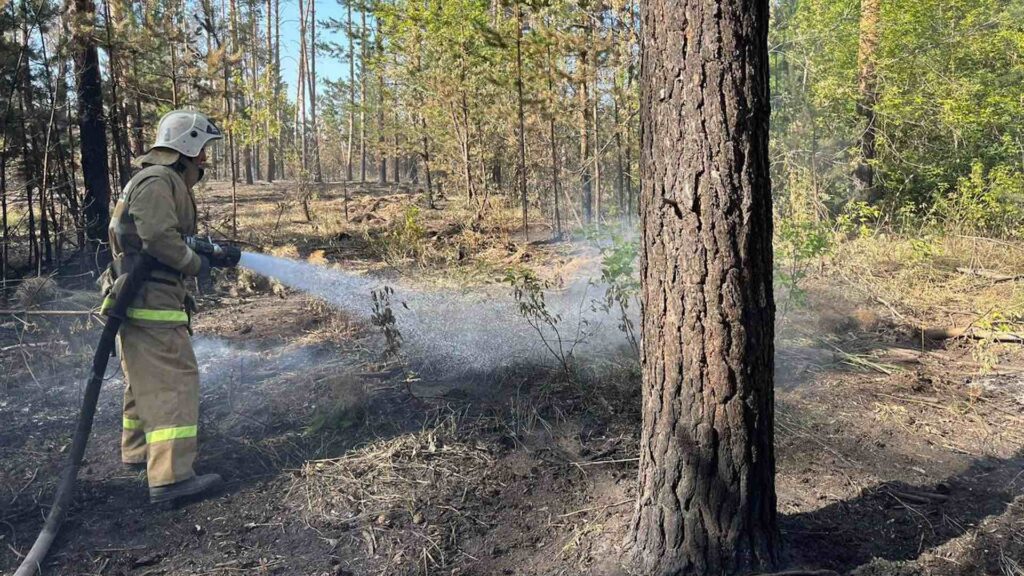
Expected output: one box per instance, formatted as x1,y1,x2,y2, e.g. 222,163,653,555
296,409,499,573
12,276,58,309
831,234,1024,329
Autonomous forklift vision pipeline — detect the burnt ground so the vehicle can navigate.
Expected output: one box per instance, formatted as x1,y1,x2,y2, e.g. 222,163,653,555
1,184,1023,576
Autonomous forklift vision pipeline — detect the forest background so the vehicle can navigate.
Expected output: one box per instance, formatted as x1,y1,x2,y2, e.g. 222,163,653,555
1,0,1022,282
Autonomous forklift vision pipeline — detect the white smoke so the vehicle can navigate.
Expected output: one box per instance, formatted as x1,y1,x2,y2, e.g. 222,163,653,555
237,252,636,377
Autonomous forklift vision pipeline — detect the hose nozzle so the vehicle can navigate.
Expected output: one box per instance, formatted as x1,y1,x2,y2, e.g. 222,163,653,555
185,235,241,268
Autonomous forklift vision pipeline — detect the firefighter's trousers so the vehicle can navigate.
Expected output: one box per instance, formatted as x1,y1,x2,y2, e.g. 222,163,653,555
118,322,199,488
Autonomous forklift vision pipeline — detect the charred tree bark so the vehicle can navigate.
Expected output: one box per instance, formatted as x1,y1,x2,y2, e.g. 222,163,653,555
632,0,778,574
70,0,111,262
854,0,880,203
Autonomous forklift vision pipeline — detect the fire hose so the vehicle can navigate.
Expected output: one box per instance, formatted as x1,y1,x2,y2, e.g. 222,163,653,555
14,238,240,576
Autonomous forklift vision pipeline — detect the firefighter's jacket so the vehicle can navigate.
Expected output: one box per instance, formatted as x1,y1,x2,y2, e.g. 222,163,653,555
100,163,203,328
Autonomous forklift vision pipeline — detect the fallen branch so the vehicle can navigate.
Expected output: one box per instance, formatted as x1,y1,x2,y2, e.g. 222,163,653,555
885,489,948,505
0,341,67,353
955,267,1024,283
557,499,631,518
0,309,99,317
753,565,839,569
923,326,1024,343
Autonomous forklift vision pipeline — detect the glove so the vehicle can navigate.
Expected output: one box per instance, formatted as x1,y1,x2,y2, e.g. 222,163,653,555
185,235,241,269
209,243,241,269
196,254,215,295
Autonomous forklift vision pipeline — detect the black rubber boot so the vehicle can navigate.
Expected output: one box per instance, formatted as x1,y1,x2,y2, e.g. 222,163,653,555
149,473,223,504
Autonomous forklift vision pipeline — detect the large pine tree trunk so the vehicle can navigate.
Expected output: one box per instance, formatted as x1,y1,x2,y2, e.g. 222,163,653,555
854,0,880,203
70,0,112,262
632,0,778,574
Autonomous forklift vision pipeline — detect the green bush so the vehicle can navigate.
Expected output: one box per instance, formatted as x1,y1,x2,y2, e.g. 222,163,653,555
931,161,1024,238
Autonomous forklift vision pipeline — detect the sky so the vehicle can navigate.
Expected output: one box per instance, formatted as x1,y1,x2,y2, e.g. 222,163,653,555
278,0,356,96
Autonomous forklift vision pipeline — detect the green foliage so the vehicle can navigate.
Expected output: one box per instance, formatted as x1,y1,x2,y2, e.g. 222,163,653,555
772,0,1024,231
368,206,427,266
505,268,585,381
931,162,1024,238
593,235,640,359
775,218,832,316
835,201,882,238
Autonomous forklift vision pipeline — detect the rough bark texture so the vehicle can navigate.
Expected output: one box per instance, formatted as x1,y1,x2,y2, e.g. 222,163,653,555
854,0,880,203
71,0,112,259
632,0,778,574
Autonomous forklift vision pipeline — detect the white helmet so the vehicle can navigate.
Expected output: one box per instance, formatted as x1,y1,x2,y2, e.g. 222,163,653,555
150,110,223,158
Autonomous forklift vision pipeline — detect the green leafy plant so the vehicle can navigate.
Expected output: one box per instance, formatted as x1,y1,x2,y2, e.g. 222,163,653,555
369,205,427,266
932,162,1024,238
505,268,587,381
593,235,640,360
775,219,832,318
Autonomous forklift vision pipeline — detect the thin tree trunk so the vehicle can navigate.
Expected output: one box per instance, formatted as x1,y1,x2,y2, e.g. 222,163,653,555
274,0,282,179
101,0,131,190
614,94,624,216
265,0,276,181
632,0,778,573
70,0,112,264
515,2,527,239
251,0,261,181
19,4,38,270
345,0,355,181
376,30,387,184
420,114,433,209
359,7,367,182
460,91,474,200
36,23,64,269
308,0,322,182
854,0,880,203
592,5,601,223
547,46,562,240
297,0,308,172
130,57,145,155
1,150,7,286
393,109,400,184
579,10,593,224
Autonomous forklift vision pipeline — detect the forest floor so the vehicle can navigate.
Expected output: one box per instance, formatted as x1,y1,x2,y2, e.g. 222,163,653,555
1,181,1023,576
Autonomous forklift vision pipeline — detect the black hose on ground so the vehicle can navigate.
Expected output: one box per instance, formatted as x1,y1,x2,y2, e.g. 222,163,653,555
15,255,158,576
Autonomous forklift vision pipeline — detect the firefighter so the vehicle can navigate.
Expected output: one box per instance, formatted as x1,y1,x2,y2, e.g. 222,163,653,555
99,110,235,503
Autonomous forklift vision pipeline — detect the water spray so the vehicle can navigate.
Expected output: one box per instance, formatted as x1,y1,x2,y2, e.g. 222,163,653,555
16,243,633,575
235,251,635,376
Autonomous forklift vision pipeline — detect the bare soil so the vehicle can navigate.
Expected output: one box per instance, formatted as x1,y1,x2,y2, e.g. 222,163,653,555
1,182,1022,576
